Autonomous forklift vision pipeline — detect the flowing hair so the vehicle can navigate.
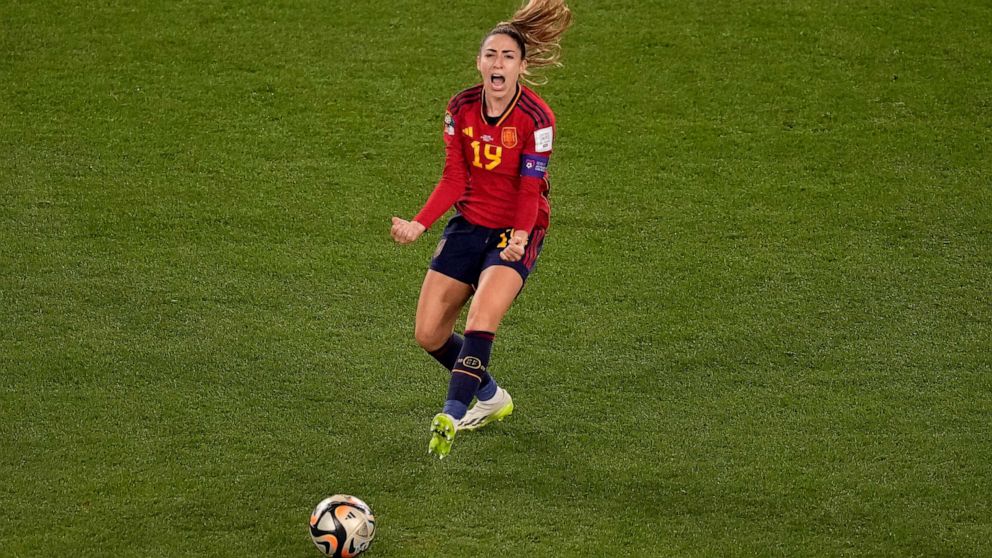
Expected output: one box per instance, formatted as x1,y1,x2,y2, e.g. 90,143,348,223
483,0,573,85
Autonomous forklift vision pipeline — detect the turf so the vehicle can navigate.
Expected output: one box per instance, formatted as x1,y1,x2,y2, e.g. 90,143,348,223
2,0,990,556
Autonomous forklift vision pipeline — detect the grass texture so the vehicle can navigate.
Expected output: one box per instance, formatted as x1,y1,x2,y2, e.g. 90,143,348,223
1,1,990,556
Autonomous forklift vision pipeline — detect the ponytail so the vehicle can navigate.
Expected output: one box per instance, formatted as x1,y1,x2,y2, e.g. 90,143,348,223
483,0,573,85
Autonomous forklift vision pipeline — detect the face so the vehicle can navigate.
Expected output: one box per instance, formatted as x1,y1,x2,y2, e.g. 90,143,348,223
477,33,527,97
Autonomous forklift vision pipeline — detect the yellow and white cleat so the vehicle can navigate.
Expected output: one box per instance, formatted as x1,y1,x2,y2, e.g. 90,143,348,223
457,387,514,431
428,413,457,459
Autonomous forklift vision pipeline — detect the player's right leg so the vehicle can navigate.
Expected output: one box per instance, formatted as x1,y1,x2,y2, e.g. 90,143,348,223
413,270,472,459
414,270,472,358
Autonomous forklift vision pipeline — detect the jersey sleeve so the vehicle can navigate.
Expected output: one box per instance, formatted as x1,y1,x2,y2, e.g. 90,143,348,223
413,102,469,229
514,121,554,233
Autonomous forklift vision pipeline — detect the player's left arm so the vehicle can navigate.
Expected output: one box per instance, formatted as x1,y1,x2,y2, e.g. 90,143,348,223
501,121,554,262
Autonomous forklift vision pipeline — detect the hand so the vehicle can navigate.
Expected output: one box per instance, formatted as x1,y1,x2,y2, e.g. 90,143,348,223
391,217,426,244
499,230,529,262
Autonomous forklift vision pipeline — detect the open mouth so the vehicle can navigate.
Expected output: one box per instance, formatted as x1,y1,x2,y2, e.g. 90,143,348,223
490,74,505,87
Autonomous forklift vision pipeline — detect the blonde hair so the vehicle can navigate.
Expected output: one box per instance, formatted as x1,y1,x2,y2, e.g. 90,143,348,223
484,0,573,85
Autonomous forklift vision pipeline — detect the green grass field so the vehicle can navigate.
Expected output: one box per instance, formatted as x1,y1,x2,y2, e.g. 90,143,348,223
2,1,991,556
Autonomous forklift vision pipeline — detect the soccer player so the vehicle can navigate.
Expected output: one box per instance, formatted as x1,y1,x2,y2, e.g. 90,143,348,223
390,0,572,459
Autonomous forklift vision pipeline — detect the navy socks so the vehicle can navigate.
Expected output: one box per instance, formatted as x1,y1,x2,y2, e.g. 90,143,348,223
427,333,463,371
442,330,495,419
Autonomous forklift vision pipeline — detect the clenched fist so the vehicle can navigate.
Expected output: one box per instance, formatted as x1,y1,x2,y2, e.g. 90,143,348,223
391,217,426,244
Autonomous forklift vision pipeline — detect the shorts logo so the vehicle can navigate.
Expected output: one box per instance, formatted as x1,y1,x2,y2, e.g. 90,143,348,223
433,238,446,259
443,112,454,136
501,127,518,148
461,356,483,369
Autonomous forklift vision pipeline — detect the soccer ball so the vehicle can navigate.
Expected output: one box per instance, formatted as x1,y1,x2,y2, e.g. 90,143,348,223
309,495,377,557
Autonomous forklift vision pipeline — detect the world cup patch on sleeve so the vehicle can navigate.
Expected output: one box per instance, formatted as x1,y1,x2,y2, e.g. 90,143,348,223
534,126,553,152
520,154,549,178
443,112,455,136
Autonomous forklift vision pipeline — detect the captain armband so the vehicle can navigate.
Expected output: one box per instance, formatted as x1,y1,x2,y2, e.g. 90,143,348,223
520,154,549,179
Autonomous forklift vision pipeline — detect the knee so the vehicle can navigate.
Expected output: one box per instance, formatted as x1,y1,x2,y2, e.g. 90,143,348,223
414,324,448,352
465,289,514,333
465,310,499,334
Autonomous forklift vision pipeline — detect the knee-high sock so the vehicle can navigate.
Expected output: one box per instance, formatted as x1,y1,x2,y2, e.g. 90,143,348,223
442,330,495,419
427,333,462,371
428,332,496,400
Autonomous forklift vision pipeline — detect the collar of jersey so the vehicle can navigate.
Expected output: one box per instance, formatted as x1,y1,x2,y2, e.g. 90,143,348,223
480,84,522,127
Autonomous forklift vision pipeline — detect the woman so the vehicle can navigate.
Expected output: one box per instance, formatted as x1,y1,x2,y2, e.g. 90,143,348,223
391,0,572,459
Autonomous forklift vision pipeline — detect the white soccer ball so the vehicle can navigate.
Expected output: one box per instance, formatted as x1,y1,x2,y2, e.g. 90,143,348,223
309,494,377,557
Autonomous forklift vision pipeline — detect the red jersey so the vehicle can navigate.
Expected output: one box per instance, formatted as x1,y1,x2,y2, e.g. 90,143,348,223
413,84,555,233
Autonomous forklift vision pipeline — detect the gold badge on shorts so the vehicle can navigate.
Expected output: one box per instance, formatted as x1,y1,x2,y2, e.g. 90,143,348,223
433,238,446,259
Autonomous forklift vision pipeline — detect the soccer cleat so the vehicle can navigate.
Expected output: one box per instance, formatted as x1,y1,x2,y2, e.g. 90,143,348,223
428,413,457,459
457,387,514,431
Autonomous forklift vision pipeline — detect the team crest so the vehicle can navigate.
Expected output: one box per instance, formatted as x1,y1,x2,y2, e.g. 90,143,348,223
501,127,518,148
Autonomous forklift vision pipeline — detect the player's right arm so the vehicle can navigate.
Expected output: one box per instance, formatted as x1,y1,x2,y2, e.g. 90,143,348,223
391,100,470,245
412,106,470,229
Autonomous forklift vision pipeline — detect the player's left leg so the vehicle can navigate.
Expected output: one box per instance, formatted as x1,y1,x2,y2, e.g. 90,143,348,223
430,266,523,458
465,265,523,331
456,229,544,431
435,266,521,433
430,226,545,457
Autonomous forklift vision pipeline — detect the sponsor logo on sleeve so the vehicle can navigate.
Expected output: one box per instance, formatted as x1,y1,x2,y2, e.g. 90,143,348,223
520,154,549,178
534,126,553,152
444,112,455,136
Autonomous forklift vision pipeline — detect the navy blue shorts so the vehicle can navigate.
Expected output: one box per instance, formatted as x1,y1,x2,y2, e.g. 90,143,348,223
429,214,546,288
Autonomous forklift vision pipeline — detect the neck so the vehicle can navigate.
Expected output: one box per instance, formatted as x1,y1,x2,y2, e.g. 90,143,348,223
484,84,518,117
